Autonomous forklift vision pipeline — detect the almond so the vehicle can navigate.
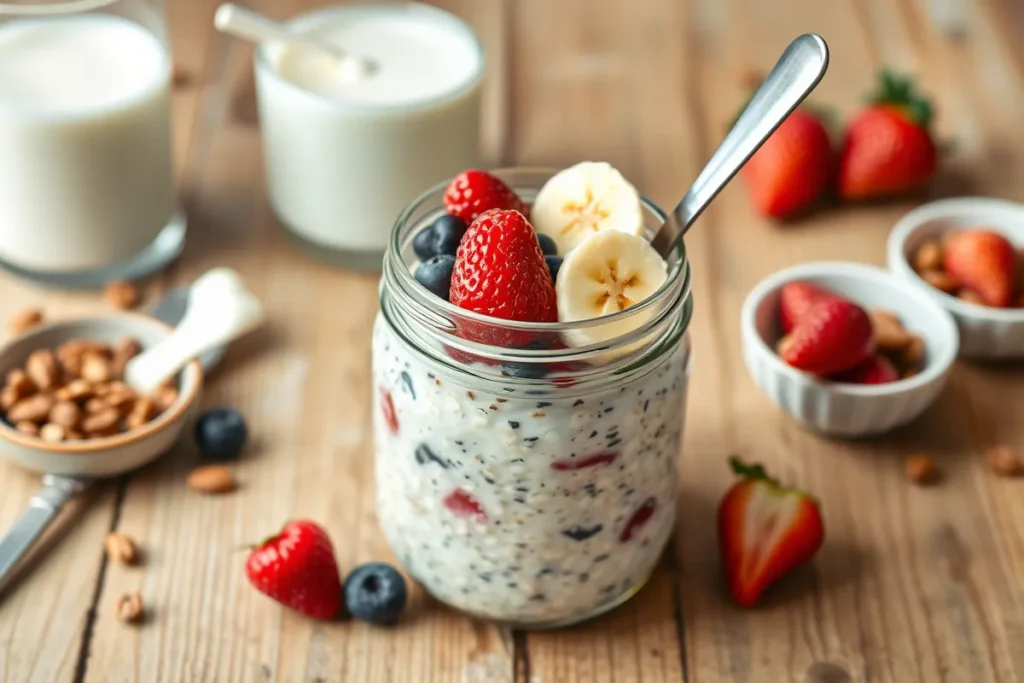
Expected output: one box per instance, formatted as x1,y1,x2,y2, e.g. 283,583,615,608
112,337,142,378
15,420,39,436
80,353,112,383
901,335,926,369
912,241,944,272
126,397,156,430
957,289,985,305
153,384,179,412
7,393,55,423
25,349,59,390
0,386,18,411
187,465,236,494
986,445,1022,477
869,309,912,350
920,269,959,293
115,592,143,624
39,423,65,443
7,307,43,336
905,454,939,484
81,407,121,434
55,379,94,402
4,369,35,400
104,280,139,310
84,397,108,414
104,532,138,564
48,400,81,430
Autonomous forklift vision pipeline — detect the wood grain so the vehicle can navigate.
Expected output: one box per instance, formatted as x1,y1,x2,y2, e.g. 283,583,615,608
1,0,1024,682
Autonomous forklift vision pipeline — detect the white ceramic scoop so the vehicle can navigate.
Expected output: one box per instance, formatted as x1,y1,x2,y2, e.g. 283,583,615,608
124,267,264,394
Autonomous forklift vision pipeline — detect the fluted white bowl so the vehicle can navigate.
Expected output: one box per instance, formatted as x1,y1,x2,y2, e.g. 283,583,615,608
887,196,1024,359
740,262,959,438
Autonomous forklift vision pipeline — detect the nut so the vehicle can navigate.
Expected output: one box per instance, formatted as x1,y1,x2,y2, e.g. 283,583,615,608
187,465,236,494
775,334,794,356
7,393,56,423
920,269,959,293
104,532,138,564
901,335,926,369
4,369,35,401
112,337,142,377
104,280,139,310
153,384,179,412
986,445,1022,477
81,407,121,435
39,423,65,443
55,379,94,402
905,454,939,484
115,592,143,623
25,349,59,390
84,397,108,414
48,400,81,430
913,241,944,272
172,63,189,87
0,386,18,410
7,307,43,336
80,353,112,383
15,421,39,436
126,397,156,430
104,382,136,410
869,309,912,350
957,289,985,305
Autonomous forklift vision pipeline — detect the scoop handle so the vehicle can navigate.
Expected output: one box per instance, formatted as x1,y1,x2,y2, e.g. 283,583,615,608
0,476,89,594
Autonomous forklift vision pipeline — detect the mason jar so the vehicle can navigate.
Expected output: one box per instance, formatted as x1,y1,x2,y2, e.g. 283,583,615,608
373,168,693,627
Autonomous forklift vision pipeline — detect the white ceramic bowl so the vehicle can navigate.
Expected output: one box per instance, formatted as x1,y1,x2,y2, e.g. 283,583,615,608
740,262,959,438
0,314,203,476
887,197,1024,358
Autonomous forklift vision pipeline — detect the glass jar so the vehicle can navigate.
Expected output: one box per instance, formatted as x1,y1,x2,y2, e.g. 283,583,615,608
0,0,184,288
373,168,693,627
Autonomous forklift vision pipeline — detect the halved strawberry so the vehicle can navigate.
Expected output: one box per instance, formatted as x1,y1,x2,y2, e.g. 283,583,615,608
832,354,899,385
718,457,825,607
779,281,837,334
443,170,530,224
943,229,1016,307
779,298,875,376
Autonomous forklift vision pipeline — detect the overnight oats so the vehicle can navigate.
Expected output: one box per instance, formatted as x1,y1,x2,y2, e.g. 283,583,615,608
373,165,692,627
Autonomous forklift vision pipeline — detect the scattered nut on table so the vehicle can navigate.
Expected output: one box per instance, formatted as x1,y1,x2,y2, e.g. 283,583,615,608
115,592,144,624
105,532,139,565
104,279,140,310
905,454,939,484
986,445,1022,477
0,337,179,442
7,307,43,336
187,465,237,494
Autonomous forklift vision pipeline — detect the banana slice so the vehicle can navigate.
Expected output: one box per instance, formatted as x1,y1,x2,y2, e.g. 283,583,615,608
556,230,668,346
531,161,644,254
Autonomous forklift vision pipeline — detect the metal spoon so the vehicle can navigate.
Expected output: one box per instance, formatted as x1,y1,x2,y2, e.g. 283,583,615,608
650,34,830,256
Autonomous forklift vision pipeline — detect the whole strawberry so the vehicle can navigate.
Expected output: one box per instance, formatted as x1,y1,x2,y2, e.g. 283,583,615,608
245,520,342,620
943,229,1016,307
833,354,899,385
450,209,558,324
779,281,838,334
443,170,530,224
837,69,938,201
742,108,833,219
779,297,875,376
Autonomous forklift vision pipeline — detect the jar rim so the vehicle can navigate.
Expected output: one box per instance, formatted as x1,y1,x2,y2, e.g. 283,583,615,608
386,166,689,338
0,0,120,15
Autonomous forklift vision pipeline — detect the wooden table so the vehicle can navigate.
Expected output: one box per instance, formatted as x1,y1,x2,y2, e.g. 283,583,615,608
3,0,1024,681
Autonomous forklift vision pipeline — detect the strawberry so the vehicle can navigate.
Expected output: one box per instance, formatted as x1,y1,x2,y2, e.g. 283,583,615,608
833,354,899,385
378,387,399,434
837,69,938,201
943,229,1016,307
443,170,530,224
779,281,837,334
779,297,875,376
718,457,825,607
741,108,833,219
245,520,342,620
450,209,558,347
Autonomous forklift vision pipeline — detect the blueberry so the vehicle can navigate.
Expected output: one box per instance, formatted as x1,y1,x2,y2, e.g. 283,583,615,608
412,224,438,261
432,214,468,256
414,254,455,299
545,256,563,283
536,233,558,256
344,563,407,625
194,407,247,461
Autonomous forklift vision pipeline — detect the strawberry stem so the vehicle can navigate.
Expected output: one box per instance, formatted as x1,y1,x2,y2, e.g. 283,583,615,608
865,68,934,129
727,456,776,484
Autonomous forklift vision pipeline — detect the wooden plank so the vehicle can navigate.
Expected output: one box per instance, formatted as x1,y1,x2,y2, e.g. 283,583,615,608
79,0,516,681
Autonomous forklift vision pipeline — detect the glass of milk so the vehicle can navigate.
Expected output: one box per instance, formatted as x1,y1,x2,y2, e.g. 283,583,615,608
254,3,484,270
0,0,184,288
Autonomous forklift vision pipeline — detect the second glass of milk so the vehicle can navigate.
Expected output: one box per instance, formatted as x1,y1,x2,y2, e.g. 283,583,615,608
254,3,484,270
0,0,184,287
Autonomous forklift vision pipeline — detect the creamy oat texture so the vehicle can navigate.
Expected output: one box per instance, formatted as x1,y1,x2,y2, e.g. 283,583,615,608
372,315,690,625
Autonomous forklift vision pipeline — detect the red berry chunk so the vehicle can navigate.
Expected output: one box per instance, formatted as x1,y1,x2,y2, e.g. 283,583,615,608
443,488,488,523
443,169,530,224
551,451,618,471
620,497,657,542
379,387,398,435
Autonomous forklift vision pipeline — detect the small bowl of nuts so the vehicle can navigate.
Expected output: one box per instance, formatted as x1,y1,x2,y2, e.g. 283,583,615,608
887,197,1024,358
741,261,959,438
0,314,203,476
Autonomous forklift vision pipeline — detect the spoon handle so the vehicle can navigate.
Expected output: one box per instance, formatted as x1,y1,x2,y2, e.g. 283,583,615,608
215,4,312,49
0,476,89,594
659,34,829,251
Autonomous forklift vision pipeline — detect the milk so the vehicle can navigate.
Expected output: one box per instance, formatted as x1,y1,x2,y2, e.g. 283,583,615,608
0,15,176,273
254,3,483,262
